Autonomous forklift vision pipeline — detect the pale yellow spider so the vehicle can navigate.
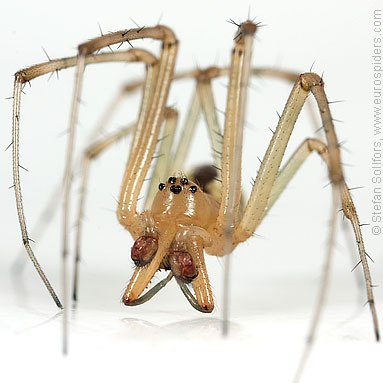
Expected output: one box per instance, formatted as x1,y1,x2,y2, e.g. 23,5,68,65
10,17,379,381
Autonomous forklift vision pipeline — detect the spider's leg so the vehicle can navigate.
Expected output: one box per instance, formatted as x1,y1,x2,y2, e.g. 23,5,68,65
167,74,223,174
12,76,63,310
115,66,308,181
250,67,321,134
11,76,146,296
167,75,222,173
145,71,224,203
197,67,320,213
229,73,364,380
73,54,162,306
73,106,177,305
197,75,223,168
251,67,299,83
62,27,177,353
257,138,379,381
72,124,135,306
202,22,257,335
11,75,145,277
234,73,343,242
14,36,172,353
213,22,257,243
169,85,201,174
197,73,256,218
116,29,177,236
117,29,178,303
12,49,154,311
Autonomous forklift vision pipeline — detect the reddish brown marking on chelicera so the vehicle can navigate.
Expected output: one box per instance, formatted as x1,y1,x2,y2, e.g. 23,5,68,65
169,250,197,283
131,236,158,266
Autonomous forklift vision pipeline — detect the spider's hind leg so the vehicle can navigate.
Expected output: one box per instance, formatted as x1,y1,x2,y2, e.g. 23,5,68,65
229,71,378,380
262,137,380,380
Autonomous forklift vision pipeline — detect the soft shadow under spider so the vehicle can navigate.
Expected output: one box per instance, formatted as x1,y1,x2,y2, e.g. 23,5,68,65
120,317,241,338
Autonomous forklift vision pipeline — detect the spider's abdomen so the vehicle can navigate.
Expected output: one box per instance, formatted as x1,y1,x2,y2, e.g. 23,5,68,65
151,176,219,230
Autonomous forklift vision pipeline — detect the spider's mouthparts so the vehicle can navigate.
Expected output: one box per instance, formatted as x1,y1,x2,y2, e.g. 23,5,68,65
169,250,198,283
131,235,158,266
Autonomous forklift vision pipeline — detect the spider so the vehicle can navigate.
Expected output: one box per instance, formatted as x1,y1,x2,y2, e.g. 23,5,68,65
11,18,379,376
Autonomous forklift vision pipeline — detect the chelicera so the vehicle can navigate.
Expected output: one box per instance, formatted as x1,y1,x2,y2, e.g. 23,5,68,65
122,175,216,311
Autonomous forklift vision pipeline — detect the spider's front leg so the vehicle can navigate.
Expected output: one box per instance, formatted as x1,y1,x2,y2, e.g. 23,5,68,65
117,31,179,303
12,48,159,310
205,21,258,257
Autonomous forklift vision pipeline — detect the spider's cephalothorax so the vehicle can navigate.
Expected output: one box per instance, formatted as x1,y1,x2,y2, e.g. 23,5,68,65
151,176,219,229
122,176,219,312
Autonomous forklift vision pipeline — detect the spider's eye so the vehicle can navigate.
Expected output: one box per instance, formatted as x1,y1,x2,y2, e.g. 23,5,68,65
170,185,182,194
189,185,197,193
168,177,176,184
180,177,188,185
158,183,165,191
131,236,158,266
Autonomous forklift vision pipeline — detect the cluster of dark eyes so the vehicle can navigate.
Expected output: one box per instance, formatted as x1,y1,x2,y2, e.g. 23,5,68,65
158,177,198,194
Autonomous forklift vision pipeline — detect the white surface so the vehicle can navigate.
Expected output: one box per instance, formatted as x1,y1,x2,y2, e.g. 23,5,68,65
1,1,382,382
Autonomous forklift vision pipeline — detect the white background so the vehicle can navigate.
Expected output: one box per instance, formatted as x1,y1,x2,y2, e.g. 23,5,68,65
1,1,382,382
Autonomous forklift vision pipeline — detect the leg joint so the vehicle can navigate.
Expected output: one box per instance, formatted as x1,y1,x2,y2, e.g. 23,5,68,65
299,72,324,91
305,138,328,156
